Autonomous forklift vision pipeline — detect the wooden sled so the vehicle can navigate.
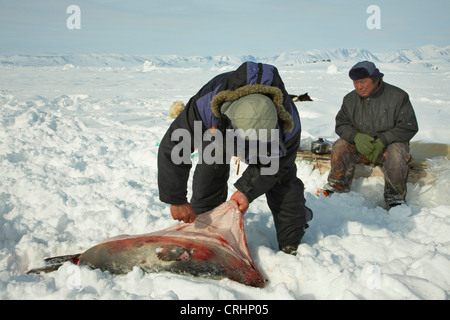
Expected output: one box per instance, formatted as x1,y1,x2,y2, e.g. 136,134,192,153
296,141,450,185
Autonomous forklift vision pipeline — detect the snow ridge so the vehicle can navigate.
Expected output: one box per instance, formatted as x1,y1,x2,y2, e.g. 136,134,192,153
1,45,448,68
384,45,450,63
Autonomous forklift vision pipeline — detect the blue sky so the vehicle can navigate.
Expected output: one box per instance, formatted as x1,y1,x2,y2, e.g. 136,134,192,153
0,0,449,56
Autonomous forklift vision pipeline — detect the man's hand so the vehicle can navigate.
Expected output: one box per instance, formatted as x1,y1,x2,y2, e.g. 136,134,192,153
353,132,375,157
367,138,385,163
230,190,249,214
170,203,197,223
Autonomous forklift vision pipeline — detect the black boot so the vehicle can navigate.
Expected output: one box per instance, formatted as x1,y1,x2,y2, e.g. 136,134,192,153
280,242,300,256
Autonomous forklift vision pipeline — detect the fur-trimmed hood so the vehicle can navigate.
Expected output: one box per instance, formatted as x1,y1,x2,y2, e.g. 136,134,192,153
210,84,294,132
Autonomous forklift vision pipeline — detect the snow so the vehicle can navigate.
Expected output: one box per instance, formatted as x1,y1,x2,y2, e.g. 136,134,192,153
1,47,450,300
383,45,450,64
3,45,448,69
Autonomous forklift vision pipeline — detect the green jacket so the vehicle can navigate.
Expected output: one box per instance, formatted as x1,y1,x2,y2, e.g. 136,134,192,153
335,81,418,146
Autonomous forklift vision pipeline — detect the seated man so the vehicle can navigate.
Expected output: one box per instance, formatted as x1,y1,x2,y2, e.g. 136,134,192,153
321,61,419,209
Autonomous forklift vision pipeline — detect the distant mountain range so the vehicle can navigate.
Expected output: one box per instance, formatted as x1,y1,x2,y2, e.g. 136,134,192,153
382,45,450,63
1,45,449,68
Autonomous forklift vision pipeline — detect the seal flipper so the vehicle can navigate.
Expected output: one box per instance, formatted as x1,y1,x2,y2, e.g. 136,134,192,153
26,254,81,274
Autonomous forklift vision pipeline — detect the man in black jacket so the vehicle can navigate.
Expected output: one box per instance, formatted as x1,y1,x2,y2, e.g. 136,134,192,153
321,61,419,208
158,62,312,254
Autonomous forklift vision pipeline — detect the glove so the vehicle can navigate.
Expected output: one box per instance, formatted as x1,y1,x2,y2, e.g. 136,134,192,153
353,133,375,157
366,138,385,163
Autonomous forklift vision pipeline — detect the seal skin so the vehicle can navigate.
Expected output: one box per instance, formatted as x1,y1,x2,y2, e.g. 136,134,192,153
50,200,264,288
79,234,264,287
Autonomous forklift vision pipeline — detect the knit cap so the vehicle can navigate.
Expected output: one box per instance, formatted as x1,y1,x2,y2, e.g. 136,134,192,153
222,94,278,142
349,61,384,80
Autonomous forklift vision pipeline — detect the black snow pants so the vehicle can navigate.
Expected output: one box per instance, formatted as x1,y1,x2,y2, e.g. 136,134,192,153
190,160,312,249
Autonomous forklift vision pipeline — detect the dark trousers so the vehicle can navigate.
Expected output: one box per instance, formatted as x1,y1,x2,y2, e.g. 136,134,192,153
326,139,411,206
191,161,312,249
